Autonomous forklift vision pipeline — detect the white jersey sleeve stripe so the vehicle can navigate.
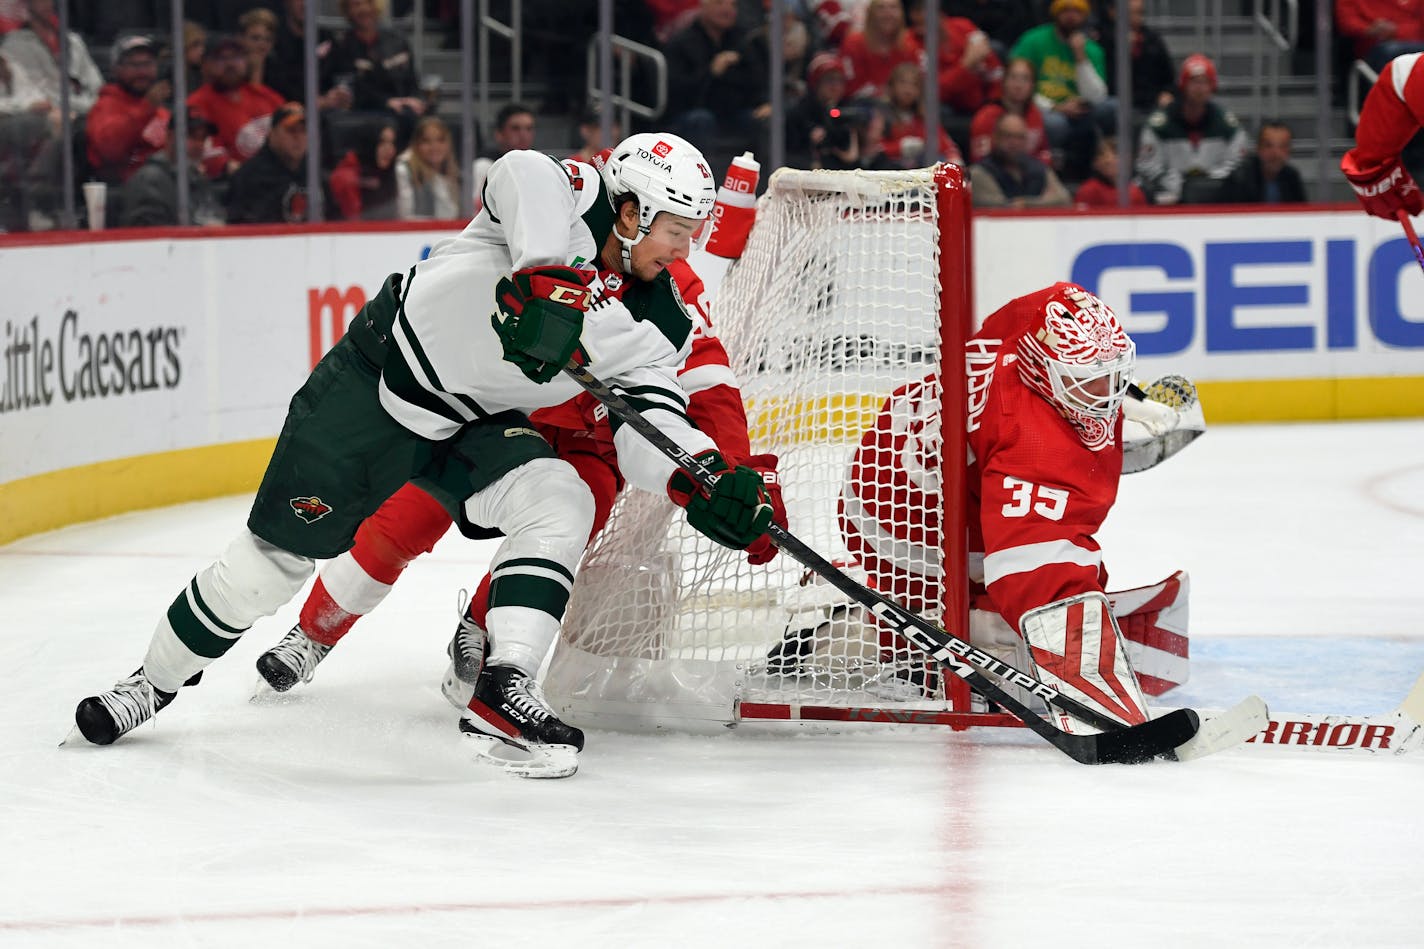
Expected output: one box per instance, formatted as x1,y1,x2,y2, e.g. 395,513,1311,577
1392,53,1424,101
678,362,739,395
983,539,1101,586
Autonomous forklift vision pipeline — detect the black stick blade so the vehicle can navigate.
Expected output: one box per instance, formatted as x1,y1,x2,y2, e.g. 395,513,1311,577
1087,709,1201,765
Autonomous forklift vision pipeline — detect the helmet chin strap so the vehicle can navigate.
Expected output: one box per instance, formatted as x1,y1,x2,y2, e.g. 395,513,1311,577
612,217,651,275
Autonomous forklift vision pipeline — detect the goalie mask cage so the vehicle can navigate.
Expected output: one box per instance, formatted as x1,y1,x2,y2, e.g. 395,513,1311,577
547,163,1012,733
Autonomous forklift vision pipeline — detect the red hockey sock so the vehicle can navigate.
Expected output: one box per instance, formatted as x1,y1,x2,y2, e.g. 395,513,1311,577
299,577,362,647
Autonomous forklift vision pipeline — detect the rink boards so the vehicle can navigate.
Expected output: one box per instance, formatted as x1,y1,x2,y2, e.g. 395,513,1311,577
2,205,1423,543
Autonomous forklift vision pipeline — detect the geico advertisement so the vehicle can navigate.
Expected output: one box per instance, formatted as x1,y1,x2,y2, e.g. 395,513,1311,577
975,209,1424,380
0,230,445,484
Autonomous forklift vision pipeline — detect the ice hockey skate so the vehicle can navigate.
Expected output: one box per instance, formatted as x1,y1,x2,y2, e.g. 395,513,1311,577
69,669,202,746
460,663,584,779
440,613,490,709
254,625,332,693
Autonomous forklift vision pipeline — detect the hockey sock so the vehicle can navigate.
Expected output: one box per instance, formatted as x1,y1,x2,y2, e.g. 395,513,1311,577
144,531,313,692
301,552,395,647
466,572,493,628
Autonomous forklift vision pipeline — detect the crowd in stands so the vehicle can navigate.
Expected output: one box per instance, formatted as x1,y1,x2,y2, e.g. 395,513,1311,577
0,0,1329,233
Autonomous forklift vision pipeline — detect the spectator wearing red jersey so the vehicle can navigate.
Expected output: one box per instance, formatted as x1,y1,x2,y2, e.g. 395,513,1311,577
85,35,171,184
969,58,1051,166
1337,0,1424,69
880,61,963,167
839,0,922,102
905,6,1003,117
187,34,284,176
1073,136,1147,208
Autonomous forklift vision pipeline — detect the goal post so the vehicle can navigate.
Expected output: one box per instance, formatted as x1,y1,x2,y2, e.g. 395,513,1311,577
545,163,1008,732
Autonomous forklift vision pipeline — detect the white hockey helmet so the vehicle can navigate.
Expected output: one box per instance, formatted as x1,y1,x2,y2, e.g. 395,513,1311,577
598,133,716,268
1015,284,1135,452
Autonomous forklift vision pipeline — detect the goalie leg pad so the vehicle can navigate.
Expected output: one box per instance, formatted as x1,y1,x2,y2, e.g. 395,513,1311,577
1020,591,1151,732
1109,570,1190,696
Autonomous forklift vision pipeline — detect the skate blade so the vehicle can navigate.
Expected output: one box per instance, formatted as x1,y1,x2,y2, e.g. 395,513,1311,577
462,732,579,779
249,676,300,704
440,665,475,710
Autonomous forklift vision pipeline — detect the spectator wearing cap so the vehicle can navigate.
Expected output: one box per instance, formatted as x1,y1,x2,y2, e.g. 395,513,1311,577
1008,0,1110,180
226,101,331,223
1135,53,1249,204
118,109,225,227
85,35,171,185
187,33,285,176
0,0,104,117
838,0,921,102
787,51,858,170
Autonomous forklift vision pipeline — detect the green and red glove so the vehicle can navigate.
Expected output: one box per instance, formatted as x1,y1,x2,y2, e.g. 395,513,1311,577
668,450,775,553
492,265,593,383
741,453,785,565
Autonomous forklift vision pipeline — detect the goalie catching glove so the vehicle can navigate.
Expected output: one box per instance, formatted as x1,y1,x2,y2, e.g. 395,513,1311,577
492,265,593,383
1121,374,1206,474
668,450,776,553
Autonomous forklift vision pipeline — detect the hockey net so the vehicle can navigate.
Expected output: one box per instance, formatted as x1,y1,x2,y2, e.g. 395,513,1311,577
545,164,992,732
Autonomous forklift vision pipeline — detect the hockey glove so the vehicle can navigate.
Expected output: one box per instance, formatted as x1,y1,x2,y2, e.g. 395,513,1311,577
1341,153,1423,221
741,453,786,565
668,450,775,552
492,265,593,384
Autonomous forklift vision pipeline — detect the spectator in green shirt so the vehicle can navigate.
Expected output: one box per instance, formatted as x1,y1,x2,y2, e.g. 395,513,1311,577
1008,0,1112,181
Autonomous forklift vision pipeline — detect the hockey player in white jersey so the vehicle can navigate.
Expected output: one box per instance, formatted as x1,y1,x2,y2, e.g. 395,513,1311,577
72,133,774,777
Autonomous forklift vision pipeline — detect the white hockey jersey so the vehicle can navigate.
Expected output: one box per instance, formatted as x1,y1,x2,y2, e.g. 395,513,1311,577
377,149,715,495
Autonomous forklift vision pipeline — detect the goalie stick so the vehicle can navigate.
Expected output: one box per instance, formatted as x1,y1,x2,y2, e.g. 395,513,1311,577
1233,669,1424,756
564,364,1267,765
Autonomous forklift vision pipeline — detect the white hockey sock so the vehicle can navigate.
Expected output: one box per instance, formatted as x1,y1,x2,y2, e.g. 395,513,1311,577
143,530,313,692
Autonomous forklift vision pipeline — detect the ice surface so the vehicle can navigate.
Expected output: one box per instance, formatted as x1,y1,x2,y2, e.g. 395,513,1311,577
2,420,1422,948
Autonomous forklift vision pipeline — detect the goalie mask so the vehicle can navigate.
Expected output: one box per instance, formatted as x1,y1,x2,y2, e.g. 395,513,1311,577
1016,285,1135,452
596,133,716,273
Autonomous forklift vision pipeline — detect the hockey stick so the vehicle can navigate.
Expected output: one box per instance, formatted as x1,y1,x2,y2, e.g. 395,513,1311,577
564,364,1267,765
1233,669,1424,756
1397,210,1424,274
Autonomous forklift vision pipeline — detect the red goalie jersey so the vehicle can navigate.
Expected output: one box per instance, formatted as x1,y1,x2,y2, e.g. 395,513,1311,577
841,283,1124,634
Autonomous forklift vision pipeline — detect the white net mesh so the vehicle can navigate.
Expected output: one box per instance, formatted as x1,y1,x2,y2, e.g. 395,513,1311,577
546,166,964,731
